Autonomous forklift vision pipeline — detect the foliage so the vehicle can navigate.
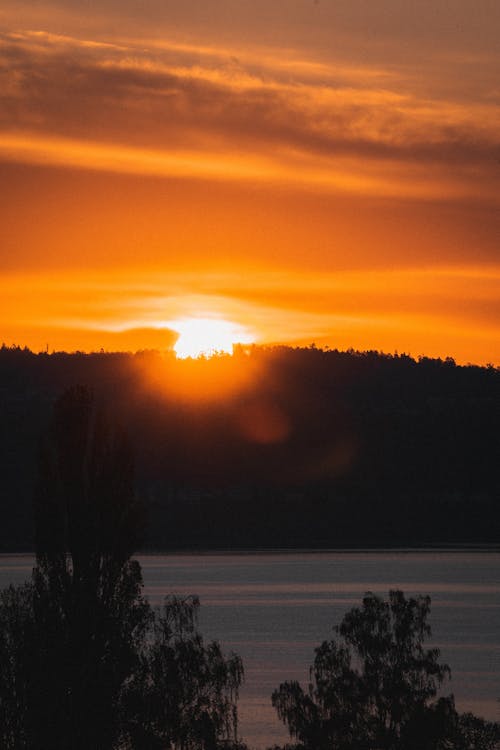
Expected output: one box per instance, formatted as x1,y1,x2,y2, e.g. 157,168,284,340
0,584,34,749
121,595,244,750
0,386,244,750
272,591,457,750
451,712,500,750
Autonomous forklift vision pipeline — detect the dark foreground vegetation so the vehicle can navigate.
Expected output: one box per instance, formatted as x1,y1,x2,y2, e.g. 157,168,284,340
0,387,244,750
1,344,499,551
271,591,500,750
0,387,498,749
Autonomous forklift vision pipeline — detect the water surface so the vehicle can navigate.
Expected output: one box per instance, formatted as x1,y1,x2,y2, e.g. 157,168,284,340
2,551,499,748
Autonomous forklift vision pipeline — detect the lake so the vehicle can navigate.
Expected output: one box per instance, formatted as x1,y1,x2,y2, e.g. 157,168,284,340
1,550,499,749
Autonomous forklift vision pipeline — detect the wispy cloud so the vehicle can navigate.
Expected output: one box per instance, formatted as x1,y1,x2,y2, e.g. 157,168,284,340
1,30,499,200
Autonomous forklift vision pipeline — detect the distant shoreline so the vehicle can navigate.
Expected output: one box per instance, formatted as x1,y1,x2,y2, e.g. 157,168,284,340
3,545,499,559
138,544,500,555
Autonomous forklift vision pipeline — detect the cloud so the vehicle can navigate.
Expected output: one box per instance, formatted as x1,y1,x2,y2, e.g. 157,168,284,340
1,30,499,200
3,1,500,63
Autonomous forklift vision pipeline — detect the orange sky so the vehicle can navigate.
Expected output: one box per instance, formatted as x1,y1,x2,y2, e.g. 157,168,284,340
1,1,499,364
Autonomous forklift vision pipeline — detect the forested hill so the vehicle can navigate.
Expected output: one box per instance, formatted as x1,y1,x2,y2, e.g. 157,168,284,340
0,344,499,551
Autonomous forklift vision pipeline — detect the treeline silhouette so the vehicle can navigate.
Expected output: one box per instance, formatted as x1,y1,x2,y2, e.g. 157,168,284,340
0,344,499,550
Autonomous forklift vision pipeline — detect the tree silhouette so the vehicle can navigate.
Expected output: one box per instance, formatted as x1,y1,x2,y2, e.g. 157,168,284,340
272,591,456,750
453,712,500,750
29,385,148,749
0,386,245,750
121,595,244,750
0,584,34,749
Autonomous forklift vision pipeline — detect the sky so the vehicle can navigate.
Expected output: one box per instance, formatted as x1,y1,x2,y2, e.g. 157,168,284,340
1,0,499,363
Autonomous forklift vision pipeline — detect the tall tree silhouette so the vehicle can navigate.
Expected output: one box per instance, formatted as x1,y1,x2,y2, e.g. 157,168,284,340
0,386,245,750
30,385,149,749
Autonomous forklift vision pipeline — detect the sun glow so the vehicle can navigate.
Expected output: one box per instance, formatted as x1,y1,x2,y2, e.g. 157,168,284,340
170,317,254,359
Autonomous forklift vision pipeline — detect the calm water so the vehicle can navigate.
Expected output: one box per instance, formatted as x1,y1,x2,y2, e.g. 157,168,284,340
1,551,499,749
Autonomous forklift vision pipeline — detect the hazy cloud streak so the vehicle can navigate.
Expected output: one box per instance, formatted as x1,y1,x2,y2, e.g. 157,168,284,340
1,30,499,200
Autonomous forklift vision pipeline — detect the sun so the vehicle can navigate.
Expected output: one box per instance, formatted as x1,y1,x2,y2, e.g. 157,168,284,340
169,317,254,359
